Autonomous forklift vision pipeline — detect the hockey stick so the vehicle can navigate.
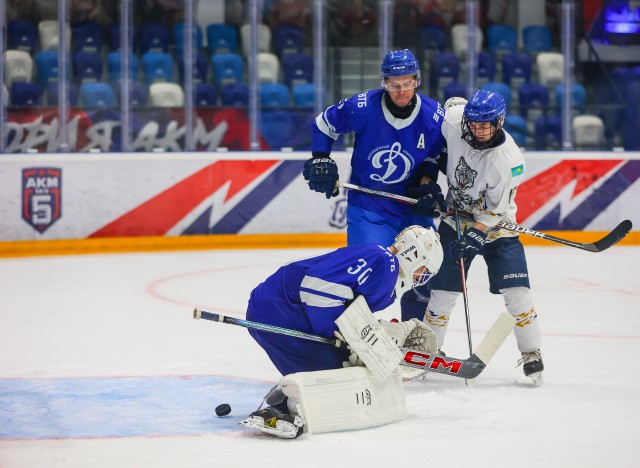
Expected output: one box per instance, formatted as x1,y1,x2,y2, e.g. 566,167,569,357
336,181,632,252
193,307,516,380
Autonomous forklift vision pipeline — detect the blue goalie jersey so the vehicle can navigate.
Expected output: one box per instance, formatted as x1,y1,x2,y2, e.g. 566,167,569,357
312,88,446,220
246,243,400,374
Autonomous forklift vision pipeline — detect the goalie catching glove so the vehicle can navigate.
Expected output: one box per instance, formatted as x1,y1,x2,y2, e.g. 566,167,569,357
379,318,437,354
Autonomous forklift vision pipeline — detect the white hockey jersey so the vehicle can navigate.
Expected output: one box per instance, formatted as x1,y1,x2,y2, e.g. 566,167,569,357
440,104,525,241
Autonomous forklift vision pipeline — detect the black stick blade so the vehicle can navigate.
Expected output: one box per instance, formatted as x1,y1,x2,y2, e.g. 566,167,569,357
590,220,633,252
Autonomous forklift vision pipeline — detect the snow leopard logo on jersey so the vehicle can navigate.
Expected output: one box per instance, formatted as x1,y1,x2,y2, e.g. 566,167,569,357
451,157,476,205
369,142,413,184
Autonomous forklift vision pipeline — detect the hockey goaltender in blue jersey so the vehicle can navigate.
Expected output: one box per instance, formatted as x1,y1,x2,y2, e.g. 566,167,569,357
246,243,399,375
311,87,446,221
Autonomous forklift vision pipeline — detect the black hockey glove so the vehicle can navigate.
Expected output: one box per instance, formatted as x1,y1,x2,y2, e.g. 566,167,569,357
406,181,446,218
451,227,487,261
303,155,339,199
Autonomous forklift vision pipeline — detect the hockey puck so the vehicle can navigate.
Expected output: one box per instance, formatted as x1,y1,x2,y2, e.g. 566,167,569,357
215,403,231,417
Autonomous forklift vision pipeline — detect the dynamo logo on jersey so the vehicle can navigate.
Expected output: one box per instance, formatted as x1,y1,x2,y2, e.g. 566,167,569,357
369,142,412,184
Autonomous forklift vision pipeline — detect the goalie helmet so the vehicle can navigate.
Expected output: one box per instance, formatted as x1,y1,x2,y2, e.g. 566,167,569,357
392,225,443,296
380,49,421,88
461,89,506,150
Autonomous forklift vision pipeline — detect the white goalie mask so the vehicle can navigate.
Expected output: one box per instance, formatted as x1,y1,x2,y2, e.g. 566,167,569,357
392,225,444,296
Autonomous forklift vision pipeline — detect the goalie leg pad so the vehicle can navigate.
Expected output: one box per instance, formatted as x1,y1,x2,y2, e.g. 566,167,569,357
280,366,405,434
335,296,403,380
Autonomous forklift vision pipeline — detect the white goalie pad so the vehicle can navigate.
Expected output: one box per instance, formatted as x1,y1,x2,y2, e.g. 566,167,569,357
280,366,405,434
335,296,403,380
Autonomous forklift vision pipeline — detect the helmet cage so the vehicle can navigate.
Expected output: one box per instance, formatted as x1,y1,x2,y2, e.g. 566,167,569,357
461,90,507,150
393,226,444,291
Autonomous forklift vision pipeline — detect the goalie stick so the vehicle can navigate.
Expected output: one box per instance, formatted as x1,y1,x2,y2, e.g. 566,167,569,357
336,181,632,253
193,307,516,380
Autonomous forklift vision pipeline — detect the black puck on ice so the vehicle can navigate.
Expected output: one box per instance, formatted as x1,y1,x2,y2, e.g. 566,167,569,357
215,403,231,417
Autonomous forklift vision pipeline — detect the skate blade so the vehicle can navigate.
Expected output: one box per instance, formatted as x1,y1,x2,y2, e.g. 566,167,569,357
529,371,544,386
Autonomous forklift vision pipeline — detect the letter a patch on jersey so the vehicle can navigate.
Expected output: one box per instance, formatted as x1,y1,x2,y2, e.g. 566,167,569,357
511,164,524,177
417,133,425,149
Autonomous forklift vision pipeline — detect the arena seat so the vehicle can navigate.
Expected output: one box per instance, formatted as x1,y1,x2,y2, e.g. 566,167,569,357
573,114,605,148
149,82,185,107
115,81,148,107
487,24,517,57
142,51,175,85
194,83,217,107
211,53,244,89
523,25,552,55
80,82,116,108
451,24,483,58
34,51,59,87
293,82,315,108
173,23,204,53
273,25,305,58
8,20,38,54
282,53,313,87
39,20,71,51
207,24,238,54
71,21,104,53
177,51,208,84
220,82,249,107
72,51,103,84
107,51,140,84
257,52,281,83
4,50,34,87
240,23,271,57
537,52,564,88
139,23,170,53
46,82,79,106
10,82,43,107
504,115,528,147
260,82,290,107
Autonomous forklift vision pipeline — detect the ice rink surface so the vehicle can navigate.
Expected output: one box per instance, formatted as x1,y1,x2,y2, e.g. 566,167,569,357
1,244,639,467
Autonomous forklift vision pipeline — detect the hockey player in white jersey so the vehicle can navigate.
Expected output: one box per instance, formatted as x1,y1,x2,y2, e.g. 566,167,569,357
419,90,544,384
240,226,444,438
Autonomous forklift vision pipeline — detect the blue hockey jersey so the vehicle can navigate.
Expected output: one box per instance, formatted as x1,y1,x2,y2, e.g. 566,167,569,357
246,243,400,374
312,88,446,220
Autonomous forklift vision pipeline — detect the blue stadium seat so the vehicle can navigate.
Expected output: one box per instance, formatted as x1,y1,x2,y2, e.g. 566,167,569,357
477,51,496,83
282,53,313,88
211,53,244,89
47,82,79,106
260,109,294,150
480,82,512,107
80,82,116,108
504,115,528,146
71,21,103,53
487,24,517,56
194,83,217,107
429,52,459,96
107,51,140,84
555,83,586,111
139,23,169,53
420,25,447,52
443,82,467,101
73,51,103,84
293,83,315,108
10,82,43,107
518,82,549,118
8,20,38,54
115,81,149,107
173,23,203,53
34,51,59,87
260,83,290,107
534,115,562,149
522,25,552,55
142,51,174,85
273,25,305,57
220,83,249,107
501,53,532,88
177,51,208,84
207,24,238,54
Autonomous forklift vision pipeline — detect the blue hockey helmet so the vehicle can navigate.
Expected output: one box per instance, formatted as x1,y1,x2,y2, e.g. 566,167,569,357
380,49,421,88
462,89,507,149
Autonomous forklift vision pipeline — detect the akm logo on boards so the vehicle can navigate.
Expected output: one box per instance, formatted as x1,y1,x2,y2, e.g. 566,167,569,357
22,167,62,233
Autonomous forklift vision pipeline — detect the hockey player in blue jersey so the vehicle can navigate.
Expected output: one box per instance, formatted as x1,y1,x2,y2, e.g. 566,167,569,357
241,225,444,439
302,49,447,323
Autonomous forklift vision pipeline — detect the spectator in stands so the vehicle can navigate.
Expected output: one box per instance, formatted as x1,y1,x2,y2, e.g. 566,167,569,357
71,0,116,26
265,0,311,30
328,0,378,47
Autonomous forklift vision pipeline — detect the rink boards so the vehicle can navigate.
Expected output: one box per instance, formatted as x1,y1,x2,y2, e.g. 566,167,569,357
0,151,638,251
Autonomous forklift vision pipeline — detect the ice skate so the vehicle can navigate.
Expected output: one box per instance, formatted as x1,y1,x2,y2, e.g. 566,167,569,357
518,350,544,385
240,406,304,439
